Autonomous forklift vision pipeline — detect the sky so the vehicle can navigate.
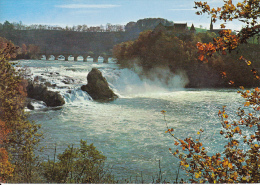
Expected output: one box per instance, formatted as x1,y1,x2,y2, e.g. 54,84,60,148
0,0,244,31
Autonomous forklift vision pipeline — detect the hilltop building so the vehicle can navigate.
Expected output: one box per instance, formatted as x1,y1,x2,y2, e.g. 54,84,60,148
190,23,196,34
208,18,231,34
153,22,196,34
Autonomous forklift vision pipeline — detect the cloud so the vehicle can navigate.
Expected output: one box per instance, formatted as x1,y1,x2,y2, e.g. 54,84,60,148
70,10,100,15
55,4,121,9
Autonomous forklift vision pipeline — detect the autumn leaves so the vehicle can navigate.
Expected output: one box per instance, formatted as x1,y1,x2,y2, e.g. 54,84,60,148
195,0,260,64
162,0,260,183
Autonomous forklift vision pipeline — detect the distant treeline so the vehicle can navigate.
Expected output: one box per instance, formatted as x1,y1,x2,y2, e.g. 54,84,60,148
0,18,175,33
0,20,125,32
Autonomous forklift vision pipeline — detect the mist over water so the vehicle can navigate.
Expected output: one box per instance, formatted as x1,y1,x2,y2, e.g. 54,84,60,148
19,59,243,182
104,63,189,98
105,67,189,97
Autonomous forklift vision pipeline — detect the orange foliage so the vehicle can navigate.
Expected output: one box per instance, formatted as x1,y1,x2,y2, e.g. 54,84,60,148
195,0,260,62
0,37,26,182
0,148,14,182
0,119,13,182
0,36,42,183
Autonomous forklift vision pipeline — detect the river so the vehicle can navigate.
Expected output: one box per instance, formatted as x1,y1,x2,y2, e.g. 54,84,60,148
17,59,244,183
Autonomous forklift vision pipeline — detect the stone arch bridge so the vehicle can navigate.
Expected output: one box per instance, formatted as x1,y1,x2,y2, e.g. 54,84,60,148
0,30,128,62
39,52,113,62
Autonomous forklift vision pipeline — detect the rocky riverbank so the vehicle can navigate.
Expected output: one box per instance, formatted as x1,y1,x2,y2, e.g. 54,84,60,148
26,80,65,109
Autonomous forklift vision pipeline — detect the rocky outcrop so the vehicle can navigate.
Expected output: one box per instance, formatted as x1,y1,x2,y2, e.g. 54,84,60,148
26,81,65,107
81,68,118,102
62,76,75,84
23,98,34,110
27,101,35,110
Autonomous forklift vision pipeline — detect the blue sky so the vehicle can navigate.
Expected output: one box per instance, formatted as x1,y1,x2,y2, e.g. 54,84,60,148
0,0,243,31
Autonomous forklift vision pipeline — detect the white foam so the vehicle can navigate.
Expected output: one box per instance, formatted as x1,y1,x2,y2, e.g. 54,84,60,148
102,67,189,98
19,60,190,104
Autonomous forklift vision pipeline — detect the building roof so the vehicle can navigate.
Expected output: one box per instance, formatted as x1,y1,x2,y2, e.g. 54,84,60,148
154,22,191,33
173,23,188,32
190,24,196,31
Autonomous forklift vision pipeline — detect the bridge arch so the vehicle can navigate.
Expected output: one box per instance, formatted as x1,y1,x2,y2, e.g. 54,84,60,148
47,55,55,60
40,55,46,60
57,55,65,60
76,55,84,61
83,55,93,62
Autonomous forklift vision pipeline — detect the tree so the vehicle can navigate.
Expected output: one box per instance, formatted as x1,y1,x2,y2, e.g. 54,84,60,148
21,44,27,54
2,21,14,31
0,37,42,183
77,25,83,32
194,0,260,62
82,24,88,32
18,21,23,30
41,140,115,183
28,44,40,59
165,0,260,183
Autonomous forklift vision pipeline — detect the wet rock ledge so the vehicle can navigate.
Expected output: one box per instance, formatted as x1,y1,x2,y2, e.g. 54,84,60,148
81,68,118,102
26,80,65,107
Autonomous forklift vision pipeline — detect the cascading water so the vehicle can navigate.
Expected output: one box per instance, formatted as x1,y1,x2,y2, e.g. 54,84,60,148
104,67,189,97
18,59,243,183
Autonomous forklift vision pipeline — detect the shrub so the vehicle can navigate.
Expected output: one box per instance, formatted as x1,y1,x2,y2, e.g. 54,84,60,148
41,140,115,183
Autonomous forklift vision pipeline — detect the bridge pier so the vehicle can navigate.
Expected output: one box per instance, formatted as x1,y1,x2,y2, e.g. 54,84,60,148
63,55,69,61
93,56,98,62
74,55,78,61
83,56,88,62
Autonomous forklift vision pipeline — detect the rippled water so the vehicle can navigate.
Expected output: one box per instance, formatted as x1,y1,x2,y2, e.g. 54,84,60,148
18,59,244,182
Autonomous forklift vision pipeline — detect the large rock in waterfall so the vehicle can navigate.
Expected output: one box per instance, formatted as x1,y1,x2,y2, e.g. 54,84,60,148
26,81,65,107
81,68,118,102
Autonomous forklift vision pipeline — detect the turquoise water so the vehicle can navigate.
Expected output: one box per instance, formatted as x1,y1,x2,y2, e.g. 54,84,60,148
19,59,243,182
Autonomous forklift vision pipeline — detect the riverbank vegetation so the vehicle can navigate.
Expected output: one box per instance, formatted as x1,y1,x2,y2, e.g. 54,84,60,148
113,26,260,88
41,140,115,183
0,37,39,60
0,36,42,183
